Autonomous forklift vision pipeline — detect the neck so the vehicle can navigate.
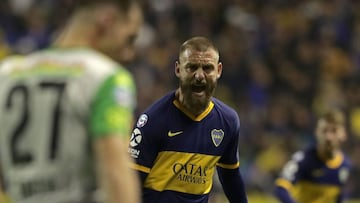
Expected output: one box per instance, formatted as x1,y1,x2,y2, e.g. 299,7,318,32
175,89,208,117
53,10,95,48
317,146,339,161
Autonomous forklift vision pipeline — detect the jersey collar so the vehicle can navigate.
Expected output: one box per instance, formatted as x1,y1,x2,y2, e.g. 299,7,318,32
326,152,344,169
173,99,214,121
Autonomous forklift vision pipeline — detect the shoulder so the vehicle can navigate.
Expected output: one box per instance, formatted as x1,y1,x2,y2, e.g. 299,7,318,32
62,48,121,74
342,152,352,168
0,55,26,74
212,97,240,123
282,148,313,169
144,92,175,115
134,91,175,127
289,150,307,162
291,147,317,162
212,97,238,119
42,47,126,77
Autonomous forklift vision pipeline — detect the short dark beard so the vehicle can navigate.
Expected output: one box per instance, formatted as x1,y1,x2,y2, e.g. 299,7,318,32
317,144,335,160
179,79,217,115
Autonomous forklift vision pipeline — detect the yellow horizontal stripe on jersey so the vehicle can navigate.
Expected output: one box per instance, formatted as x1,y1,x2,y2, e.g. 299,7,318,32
275,178,293,191
144,151,221,195
216,161,240,169
130,162,151,173
292,181,340,203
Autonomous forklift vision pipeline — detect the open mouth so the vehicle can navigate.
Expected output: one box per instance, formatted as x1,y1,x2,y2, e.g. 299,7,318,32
191,85,206,93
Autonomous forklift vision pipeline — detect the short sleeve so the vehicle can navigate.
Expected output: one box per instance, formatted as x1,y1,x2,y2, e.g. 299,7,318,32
89,70,136,138
217,114,241,169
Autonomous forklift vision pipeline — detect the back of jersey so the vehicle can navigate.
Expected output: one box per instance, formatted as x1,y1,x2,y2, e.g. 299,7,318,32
0,48,120,203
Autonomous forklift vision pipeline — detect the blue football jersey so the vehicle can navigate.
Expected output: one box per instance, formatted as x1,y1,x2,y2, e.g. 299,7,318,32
128,91,241,203
275,147,351,203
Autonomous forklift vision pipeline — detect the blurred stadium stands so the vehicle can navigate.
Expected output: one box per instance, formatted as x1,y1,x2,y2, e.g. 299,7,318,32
1,0,360,202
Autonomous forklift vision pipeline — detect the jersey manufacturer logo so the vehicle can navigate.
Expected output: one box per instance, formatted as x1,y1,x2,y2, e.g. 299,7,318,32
168,131,183,137
211,129,224,147
311,169,324,177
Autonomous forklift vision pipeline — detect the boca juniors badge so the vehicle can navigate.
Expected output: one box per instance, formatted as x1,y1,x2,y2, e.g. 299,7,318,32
211,129,224,147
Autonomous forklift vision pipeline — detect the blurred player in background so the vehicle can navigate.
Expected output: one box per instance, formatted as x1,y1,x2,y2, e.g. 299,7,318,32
274,109,351,203
128,36,248,203
0,0,143,202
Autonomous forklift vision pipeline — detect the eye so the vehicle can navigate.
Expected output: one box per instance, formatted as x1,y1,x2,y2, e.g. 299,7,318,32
126,34,137,46
186,64,198,72
202,64,214,73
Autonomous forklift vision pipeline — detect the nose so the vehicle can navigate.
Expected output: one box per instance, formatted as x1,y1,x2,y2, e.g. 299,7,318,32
324,131,336,142
120,47,136,63
194,68,205,81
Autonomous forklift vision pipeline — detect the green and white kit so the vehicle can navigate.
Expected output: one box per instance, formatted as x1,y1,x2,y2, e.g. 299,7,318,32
0,48,136,203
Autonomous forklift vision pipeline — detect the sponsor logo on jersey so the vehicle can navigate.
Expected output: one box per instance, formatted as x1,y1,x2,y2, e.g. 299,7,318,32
168,131,183,137
128,148,140,158
130,128,142,147
136,114,148,128
128,128,142,159
211,129,224,147
172,162,209,184
129,128,142,158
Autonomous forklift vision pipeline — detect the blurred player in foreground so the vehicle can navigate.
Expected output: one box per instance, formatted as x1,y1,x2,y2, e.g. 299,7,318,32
274,109,351,203
128,36,248,203
0,0,143,202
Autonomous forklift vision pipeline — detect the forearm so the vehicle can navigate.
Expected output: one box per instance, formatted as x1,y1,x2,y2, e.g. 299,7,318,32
0,182,9,203
95,136,140,203
217,167,247,203
274,186,296,203
337,192,344,203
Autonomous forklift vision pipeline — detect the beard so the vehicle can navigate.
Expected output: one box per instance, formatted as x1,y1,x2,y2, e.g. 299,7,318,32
179,78,217,114
318,142,336,159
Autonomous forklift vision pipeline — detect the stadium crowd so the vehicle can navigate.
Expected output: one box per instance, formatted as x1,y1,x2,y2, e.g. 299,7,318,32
1,0,360,200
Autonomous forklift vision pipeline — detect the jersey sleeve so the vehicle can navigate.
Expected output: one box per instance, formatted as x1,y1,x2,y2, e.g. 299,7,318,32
128,113,161,175
89,69,136,138
275,151,305,190
217,113,241,169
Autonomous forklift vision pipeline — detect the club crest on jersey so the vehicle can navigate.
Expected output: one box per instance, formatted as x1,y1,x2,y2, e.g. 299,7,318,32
136,114,148,128
211,129,224,147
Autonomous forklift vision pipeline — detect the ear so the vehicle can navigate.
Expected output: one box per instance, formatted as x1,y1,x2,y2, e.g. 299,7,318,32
175,61,181,77
338,126,347,142
217,62,223,79
93,6,118,37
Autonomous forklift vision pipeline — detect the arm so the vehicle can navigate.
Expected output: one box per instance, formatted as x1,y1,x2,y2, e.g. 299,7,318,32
274,152,304,203
336,193,344,203
217,166,247,203
89,72,140,202
94,136,140,203
217,111,247,203
337,159,351,203
274,180,297,203
0,177,4,202
0,175,10,203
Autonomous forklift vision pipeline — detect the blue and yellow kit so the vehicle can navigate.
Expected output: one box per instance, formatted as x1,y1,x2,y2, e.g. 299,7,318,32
128,91,242,203
275,147,351,203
